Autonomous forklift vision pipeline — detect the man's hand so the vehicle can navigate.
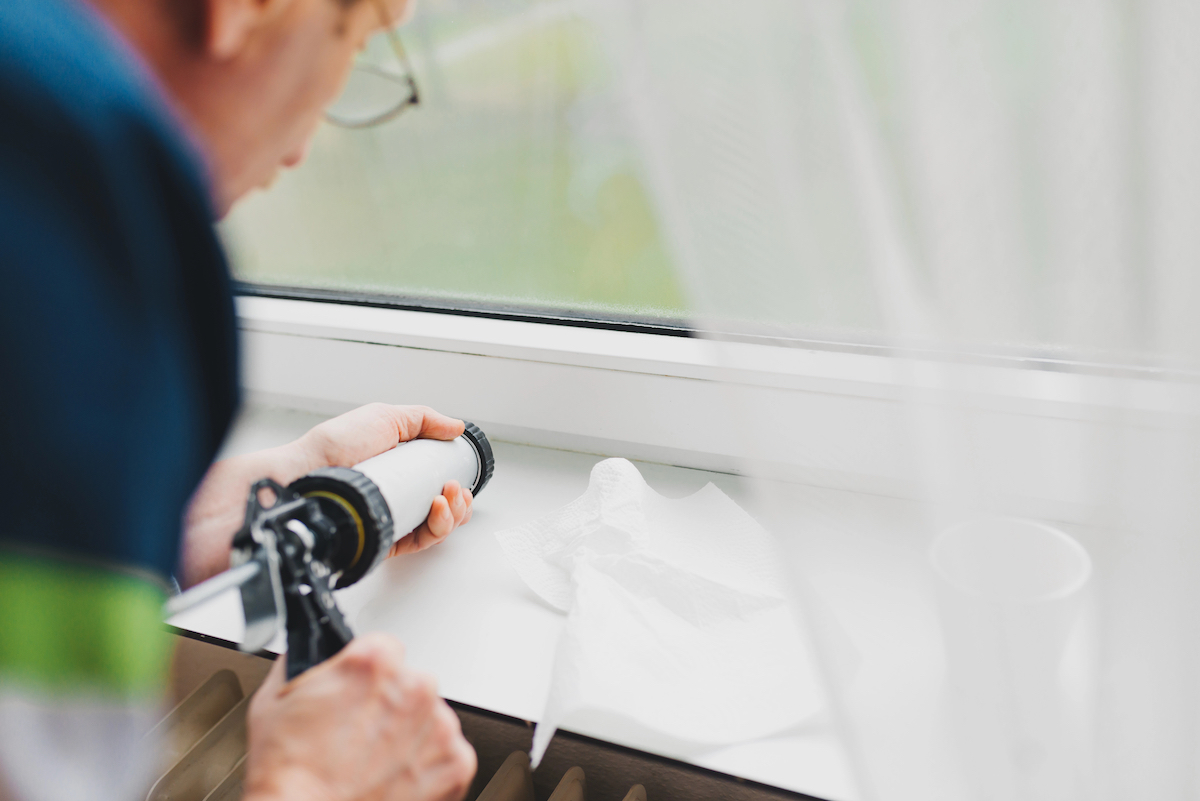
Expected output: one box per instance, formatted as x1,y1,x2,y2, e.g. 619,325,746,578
181,404,474,588
243,634,477,801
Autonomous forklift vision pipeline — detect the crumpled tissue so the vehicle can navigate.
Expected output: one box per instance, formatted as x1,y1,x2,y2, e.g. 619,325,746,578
495,458,825,766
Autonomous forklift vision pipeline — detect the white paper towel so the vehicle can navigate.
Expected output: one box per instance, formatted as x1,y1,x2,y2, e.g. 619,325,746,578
495,458,826,766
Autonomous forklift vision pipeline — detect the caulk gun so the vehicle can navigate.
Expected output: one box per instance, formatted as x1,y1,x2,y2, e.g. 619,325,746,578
165,422,494,679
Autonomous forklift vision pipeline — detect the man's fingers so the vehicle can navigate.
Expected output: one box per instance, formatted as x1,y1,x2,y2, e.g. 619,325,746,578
299,404,465,471
253,654,288,701
338,632,407,677
360,403,463,445
389,519,436,557
244,625,471,801
389,532,413,558
387,482,475,557
401,405,465,443
390,500,449,556
427,496,453,537
460,489,473,524
444,481,468,524
424,703,477,800
379,700,476,801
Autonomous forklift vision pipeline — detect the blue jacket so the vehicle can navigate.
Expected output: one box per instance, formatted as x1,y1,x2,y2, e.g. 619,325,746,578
0,0,239,581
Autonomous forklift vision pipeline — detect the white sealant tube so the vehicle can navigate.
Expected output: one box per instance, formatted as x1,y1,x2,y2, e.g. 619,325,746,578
352,435,481,541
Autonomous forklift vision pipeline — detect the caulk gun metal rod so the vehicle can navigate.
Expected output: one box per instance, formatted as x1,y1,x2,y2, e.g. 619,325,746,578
163,561,262,620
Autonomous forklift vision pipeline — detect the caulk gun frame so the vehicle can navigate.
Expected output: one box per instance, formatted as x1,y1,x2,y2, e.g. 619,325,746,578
231,478,355,676
230,479,299,652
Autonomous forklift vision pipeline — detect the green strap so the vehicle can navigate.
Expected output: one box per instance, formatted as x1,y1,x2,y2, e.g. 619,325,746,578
0,549,170,699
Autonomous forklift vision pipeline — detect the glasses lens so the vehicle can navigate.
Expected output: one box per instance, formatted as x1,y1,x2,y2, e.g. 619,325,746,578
326,31,414,127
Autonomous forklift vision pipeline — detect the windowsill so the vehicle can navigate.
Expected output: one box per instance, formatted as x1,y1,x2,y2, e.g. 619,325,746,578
169,403,861,801
209,299,1152,800
237,296,1196,517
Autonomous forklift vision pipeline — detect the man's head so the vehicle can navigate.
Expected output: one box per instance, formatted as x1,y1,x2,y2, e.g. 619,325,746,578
94,0,412,215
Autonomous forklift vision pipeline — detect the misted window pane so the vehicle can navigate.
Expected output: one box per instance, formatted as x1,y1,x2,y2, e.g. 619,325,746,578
221,0,688,322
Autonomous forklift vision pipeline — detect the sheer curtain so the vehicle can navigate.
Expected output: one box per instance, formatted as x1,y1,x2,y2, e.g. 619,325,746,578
585,0,1200,798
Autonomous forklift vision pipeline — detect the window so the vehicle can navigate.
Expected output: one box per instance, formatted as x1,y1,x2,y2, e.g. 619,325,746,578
226,3,1200,799
221,0,689,325
222,0,1186,365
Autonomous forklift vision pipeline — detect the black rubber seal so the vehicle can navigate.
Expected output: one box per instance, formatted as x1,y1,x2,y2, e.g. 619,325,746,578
461,421,495,496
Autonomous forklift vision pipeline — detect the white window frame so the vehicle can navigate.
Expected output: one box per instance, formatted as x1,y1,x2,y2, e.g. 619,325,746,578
239,296,1196,519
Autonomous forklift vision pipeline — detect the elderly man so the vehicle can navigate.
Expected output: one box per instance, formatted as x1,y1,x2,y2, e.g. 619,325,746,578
0,0,477,799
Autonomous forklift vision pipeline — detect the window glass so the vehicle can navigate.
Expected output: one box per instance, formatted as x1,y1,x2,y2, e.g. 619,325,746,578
222,0,690,323
225,0,1185,364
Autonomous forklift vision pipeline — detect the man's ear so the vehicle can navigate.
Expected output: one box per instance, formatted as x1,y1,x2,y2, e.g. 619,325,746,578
205,0,293,60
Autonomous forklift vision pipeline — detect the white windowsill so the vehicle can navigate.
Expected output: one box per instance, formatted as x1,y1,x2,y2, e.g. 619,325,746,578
169,403,862,801
174,298,1165,801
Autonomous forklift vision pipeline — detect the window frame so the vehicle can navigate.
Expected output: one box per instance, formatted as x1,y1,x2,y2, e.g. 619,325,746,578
235,282,696,339
237,294,1195,523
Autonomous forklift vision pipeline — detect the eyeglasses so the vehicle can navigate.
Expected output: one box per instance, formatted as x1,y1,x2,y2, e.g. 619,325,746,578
324,1,420,130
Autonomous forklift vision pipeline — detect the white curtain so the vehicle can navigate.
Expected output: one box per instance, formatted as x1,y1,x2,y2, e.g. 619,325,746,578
586,0,1200,798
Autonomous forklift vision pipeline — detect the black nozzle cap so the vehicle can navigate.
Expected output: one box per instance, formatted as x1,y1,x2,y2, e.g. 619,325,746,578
289,466,393,590
461,421,495,496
